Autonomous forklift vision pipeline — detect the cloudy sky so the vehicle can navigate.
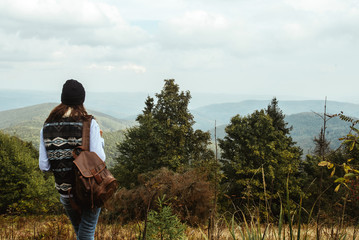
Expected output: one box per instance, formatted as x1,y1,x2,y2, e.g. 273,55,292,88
0,0,358,102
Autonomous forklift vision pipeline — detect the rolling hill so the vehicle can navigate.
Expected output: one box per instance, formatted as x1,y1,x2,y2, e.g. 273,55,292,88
0,90,148,119
0,103,135,167
0,103,134,131
192,100,359,130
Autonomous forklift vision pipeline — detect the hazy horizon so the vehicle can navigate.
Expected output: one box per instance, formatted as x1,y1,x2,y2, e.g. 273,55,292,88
1,89,358,117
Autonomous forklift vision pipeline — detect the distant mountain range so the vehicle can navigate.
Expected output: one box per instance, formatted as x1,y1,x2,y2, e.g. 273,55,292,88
1,91,358,158
0,90,148,119
0,103,132,167
192,100,359,130
0,103,134,131
1,90,276,119
4,89,352,120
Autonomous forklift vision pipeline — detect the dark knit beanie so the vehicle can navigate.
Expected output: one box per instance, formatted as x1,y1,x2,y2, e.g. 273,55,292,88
61,79,85,105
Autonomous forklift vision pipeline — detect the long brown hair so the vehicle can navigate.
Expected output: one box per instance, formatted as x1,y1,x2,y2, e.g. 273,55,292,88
45,103,90,123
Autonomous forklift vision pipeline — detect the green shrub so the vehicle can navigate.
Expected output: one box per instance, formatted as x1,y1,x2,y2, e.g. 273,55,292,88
146,195,186,240
0,131,59,215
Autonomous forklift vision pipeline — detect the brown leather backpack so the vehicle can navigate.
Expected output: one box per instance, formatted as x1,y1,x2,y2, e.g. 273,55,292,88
72,117,118,209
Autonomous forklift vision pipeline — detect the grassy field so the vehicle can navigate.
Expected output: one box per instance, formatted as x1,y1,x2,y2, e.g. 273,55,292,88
1,214,357,240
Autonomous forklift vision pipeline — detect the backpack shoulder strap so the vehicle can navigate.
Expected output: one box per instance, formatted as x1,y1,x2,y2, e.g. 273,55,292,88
81,115,93,151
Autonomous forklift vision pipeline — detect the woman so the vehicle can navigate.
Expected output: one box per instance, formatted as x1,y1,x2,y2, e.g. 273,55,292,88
39,79,105,240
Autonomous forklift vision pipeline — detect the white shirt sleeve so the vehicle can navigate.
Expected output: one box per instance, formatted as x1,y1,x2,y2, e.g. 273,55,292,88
39,128,51,171
90,119,106,161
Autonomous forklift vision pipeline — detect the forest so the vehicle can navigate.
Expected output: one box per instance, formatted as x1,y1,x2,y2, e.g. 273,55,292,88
1,79,359,239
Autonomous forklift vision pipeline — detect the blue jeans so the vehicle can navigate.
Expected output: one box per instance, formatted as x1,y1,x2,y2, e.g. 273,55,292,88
60,196,101,240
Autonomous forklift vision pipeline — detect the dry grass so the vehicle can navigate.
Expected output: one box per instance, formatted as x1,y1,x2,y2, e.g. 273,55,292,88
0,215,357,240
0,215,75,240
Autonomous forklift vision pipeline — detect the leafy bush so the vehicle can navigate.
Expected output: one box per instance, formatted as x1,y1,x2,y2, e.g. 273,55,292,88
107,167,214,225
0,131,59,214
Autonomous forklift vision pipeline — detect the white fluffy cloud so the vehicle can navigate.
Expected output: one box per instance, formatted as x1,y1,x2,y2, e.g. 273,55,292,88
284,0,354,12
0,0,149,48
0,0,358,102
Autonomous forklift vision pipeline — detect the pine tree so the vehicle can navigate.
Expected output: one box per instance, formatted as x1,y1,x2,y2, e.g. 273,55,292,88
146,195,186,240
219,99,302,216
113,79,214,188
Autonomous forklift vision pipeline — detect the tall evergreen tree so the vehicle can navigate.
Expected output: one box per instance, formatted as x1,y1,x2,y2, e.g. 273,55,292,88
219,98,302,215
113,79,214,188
